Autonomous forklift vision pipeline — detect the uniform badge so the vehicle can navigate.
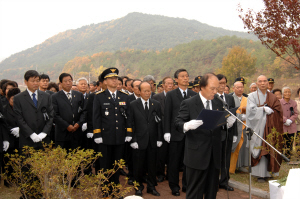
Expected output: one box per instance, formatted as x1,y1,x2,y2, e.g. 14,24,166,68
103,103,110,105
118,97,120,99
108,97,111,99
105,108,109,116
119,102,126,105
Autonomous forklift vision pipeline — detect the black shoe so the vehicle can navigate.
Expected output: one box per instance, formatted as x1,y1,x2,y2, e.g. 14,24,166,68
157,175,164,182
135,190,143,196
128,178,134,185
219,184,234,191
172,190,180,196
182,186,186,192
147,189,160,196
120,169,128,176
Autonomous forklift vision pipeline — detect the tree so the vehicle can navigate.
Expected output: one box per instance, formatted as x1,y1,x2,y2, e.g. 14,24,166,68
217,46,257,85
238,0,300,69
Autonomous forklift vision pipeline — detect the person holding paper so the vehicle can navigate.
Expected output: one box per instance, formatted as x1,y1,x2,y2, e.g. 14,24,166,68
216,74,236,191
175,73,236,199
246,75,283,182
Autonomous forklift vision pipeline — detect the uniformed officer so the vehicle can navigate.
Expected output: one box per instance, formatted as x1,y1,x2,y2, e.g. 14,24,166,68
93,67,132,187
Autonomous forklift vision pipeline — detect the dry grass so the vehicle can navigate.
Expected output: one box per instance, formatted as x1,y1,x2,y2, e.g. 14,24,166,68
230,161,300,192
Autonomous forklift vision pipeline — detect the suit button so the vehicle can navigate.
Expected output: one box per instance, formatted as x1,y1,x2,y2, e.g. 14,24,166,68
116,120,118,123
115,114,117,116
116,127,118,129
115,107,117,109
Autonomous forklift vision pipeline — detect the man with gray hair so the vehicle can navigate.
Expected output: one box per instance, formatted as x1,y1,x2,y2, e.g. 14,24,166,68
249,83,257,93
76,77,89,99
143,75,156,97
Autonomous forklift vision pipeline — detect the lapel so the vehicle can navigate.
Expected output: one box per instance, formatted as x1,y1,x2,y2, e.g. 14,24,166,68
7,104,15,118
195,94,203,114
148,99,154,119
24,90,37,109
136,98,147,120
60,90,72,107
186,89,194,98
37,90,43,109
212,98,220,111
176,88,184,101
105,89,116,105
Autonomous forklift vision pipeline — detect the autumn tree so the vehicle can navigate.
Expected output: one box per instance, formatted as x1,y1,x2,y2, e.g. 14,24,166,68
238,0,300,69
217,46,256,85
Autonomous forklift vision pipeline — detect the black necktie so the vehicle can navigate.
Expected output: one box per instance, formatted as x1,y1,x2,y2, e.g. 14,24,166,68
220,95,224,100
32,93,37,107
145,101,149,117
206,100,210,110
183,91,187,99
112,93,116,101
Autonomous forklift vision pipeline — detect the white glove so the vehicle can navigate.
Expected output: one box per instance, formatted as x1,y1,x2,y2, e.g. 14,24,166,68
157,141,163,147
82,123,87,132
286,119,293,125
94,138,103,144
11,127,20,138
38,132,47,140
30,133,41,143
3,141,9,151
233,136,237,143
130,142,138,149
227,116,236,128
264,107,274,115
241,114,246,121
87,133,93,138
125,136,132,142
184,120,203,132
164,133,171,143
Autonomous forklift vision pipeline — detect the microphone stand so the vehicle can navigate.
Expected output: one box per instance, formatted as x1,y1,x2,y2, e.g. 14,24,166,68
222,106,290,199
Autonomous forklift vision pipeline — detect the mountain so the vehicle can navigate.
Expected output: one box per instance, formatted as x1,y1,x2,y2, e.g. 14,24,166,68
0,12,257,81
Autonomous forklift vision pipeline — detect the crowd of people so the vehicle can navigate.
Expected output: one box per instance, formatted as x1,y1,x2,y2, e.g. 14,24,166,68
0,68,298,199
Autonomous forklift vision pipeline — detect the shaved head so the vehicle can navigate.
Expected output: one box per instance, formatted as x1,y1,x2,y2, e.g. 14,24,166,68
257,75,267,82
256,75,268,93
233,81,243,88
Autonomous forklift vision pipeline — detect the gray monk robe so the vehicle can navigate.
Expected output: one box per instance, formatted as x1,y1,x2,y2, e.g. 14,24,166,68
246,89,283,177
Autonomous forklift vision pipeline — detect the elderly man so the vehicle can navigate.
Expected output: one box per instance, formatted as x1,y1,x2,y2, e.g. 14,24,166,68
246,75,283,182
143,75,156,97
249,83,257,93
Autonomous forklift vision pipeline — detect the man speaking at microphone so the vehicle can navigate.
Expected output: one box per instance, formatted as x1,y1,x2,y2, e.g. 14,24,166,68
175,73,236,199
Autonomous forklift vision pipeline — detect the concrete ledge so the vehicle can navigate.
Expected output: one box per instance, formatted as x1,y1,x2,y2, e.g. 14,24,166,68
229,179,270,198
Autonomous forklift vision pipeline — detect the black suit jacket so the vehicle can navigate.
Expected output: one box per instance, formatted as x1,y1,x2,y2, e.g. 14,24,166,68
14,90,54,148
93,89,132,145
221,93,237,141
86,93,95,133
130,98,162,150
52,90,86,142
128,94,138,103
164,88,196,141
3,104,19,149
175,94,224,170
152,92,166,129
0,100,9,153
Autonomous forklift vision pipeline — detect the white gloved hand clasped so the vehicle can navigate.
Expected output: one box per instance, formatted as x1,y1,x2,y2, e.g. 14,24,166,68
94,138,103,144
87,133,93,138
82,123,87,132
233,136,237,143
227,116,236,128
30,133,41,143
157,141,162,147
264,107,274,115
3,141,9,151
130,142,138,149
125,136,132,142
164,133,171,143
184,120,203,132
10,127,20,138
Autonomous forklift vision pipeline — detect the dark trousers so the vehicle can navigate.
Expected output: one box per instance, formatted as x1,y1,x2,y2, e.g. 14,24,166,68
124,142,133,177
133,143,157,191
186,152,220,199
98,144,125,184
156,140,168,178
168,139,186,191
55,140,80,150
219,137,233,186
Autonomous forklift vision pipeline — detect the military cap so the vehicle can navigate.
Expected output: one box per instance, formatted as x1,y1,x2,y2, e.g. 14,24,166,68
157,80,163,88
101,67,119,79
188,81,193,89
268,78,275,83
194,76,202,81
235,77,245,84
193,79,200,87
173,79,178,85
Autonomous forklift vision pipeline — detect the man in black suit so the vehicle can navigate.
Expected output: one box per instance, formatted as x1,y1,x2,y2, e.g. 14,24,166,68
175,73,236,199
14,70,54,149
153,76,174,182
129,81,162,197
93,68,132,188
164,69,197,196
52,73,86,150
216,74,236,191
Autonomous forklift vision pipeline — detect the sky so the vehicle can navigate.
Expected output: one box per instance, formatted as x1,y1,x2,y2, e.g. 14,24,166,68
0,0,265,62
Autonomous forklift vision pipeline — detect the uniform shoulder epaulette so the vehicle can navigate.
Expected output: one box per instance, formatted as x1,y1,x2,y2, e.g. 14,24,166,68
96,90,105,95
120,91,129,95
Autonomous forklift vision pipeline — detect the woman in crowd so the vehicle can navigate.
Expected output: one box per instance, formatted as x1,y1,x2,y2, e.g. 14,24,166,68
2,87,21,187
272,88,282,100
47,82,59,93
279,87,298,157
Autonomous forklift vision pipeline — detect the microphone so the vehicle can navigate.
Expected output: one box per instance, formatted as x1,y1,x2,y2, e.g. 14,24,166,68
290,107,294,116
214,94,228,107
119,107,127,119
